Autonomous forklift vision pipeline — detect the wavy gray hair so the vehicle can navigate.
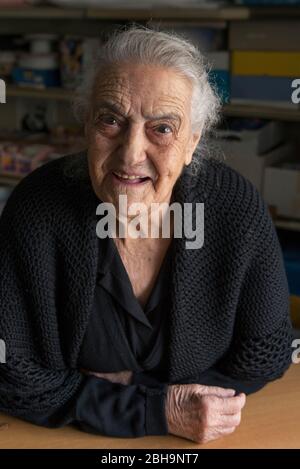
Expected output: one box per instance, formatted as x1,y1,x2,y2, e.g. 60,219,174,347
68,25,223,179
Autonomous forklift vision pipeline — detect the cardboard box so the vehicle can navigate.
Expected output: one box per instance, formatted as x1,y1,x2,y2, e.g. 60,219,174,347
264,161,300,220
229,21,300,51
213,125,290,192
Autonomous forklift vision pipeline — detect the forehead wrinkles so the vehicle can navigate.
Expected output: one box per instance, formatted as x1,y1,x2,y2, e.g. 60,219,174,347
93,74,131,102
94,72,129,91
155,95,187,115
93,69,191,118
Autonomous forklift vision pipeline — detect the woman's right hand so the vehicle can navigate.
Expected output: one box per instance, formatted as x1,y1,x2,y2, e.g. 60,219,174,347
165,384,246,444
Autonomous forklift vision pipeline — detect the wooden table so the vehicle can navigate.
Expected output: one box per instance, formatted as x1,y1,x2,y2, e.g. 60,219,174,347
1,364,299,449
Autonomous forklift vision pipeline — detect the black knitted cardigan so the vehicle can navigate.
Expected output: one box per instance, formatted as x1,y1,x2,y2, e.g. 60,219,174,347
0,151,293,421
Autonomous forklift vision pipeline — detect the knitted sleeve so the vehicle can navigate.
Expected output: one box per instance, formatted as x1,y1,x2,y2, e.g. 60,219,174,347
218,198,293,382
0,355,168,437
0,240,75,426
0,177,167,437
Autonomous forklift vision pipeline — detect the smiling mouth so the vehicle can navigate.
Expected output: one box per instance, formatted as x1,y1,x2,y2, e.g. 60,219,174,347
112,171,151,185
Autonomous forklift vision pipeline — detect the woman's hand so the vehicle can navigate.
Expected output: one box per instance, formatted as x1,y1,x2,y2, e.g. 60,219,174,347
81,369,133,386
165,384,246,444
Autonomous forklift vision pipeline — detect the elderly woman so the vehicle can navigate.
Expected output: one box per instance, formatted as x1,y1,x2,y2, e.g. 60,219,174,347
0,27,292,444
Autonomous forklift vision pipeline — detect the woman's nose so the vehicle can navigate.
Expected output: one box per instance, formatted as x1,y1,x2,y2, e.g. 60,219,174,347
118,125,147,166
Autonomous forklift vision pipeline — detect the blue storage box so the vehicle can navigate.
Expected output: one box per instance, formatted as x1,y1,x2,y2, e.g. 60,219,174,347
283,250,300,296
278,230,300,296
209,70,230,104
12,67,60,89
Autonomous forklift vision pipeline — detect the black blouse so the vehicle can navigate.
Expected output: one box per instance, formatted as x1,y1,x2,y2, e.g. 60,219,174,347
37,235,268,437
78,234,173,377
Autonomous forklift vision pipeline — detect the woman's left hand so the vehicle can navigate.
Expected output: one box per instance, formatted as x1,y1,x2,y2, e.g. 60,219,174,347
80,368,133,385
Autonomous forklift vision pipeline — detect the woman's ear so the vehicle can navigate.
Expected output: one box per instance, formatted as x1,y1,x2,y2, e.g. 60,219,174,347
185,131,201,166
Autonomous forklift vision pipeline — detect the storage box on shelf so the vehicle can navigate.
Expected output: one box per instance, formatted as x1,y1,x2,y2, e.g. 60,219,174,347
0,128,85,182
212,121,290,193
0,140,60,179
207,50,230,104
264,159,300,220
230,50,300,109
1,34,102,91
229,18,300,110
229,20,300,51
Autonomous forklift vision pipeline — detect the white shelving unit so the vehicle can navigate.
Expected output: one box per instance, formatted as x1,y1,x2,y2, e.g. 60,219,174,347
5,86,300,122
275,218,300,233
0,174,22,186
1,5,300,232
6,85,74,102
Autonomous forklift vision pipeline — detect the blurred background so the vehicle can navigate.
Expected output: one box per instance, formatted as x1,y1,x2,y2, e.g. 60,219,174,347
0,0,299,334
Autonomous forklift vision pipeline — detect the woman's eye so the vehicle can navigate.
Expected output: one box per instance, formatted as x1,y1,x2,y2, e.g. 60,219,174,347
156,124,173,134
158,124,172,134
100,115,118,126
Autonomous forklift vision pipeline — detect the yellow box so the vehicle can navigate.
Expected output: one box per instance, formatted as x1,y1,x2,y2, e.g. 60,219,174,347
232,51,300,77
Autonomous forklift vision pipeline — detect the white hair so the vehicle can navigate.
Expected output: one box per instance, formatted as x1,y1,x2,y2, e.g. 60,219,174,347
70,25,223,178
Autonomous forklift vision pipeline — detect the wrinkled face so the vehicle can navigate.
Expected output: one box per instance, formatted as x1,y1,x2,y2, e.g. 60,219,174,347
85,62,201,211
